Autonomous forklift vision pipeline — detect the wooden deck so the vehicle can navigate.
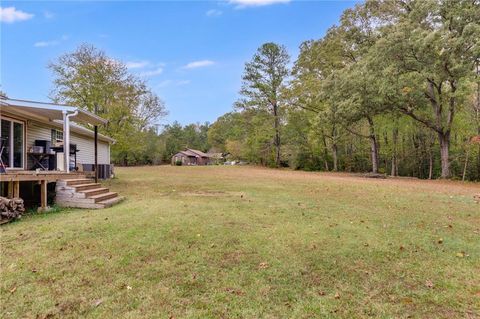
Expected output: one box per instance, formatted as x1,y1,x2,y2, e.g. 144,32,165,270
1,171,88,211
1,171,86,182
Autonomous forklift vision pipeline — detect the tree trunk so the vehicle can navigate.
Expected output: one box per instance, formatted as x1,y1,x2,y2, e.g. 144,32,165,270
428,151,433,180
273,104,281,168
320,129,329,171
438,132,451,178
391,125,398,177
367,117,379,174
332,143,338,171
462,148,469,181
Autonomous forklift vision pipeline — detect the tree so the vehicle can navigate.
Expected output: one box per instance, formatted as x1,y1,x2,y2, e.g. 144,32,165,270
49,44,167,164
372,0,480,177
237,43,290,167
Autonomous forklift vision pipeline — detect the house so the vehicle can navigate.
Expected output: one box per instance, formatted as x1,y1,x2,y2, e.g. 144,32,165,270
1,97,123,210
171,148,211,165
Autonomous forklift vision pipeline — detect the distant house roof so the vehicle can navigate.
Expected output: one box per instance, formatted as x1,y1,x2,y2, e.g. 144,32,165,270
174,148,210,158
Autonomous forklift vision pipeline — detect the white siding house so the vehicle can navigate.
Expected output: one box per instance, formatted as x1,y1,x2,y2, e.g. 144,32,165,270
1,98,114,177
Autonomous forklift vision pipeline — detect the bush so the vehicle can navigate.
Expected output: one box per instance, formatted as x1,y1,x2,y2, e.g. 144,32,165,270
175,160,182,166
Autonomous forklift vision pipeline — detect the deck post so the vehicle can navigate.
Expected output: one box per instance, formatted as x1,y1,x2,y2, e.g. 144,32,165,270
38,180,49,212
13,181,20,198
7,181,13,198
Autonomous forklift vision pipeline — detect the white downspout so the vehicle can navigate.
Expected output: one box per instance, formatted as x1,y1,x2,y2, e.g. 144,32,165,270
63,110,78,173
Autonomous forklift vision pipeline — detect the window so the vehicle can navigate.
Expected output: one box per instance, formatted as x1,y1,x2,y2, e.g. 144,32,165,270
51,129,63,143
0,118,24,169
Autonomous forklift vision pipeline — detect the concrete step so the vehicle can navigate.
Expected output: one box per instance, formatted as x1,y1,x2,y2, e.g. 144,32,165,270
73,183,101,192
98,196,125,208
58,178,93,186
90,192,118,203
80,187,110,197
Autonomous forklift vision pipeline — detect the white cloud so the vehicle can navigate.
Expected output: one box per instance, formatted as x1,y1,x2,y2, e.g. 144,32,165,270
34,35,69,48
126,60,150,69
139,67,164,77
0,7,34,23
206,9,223,17
183,60,215,69
229,0,290,8
34,40,59,47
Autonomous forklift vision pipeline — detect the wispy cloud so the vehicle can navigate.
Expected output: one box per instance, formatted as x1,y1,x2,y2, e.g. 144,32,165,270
229,0,290,8
183,60,215,69
206,9,223,17
126,60,150,69
34,34,69,48
34,40,59,47
0,6,34,23
139,67,164,77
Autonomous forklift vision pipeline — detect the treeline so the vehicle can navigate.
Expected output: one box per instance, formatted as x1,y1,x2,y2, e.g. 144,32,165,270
209,0,480,180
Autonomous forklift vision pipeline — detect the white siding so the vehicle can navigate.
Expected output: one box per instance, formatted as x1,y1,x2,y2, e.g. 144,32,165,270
26,122,52,169
70,133,110,165
26,120,110,168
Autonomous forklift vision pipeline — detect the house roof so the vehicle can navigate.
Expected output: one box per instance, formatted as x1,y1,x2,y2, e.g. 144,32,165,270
187,149,209,157
174,149,210,158
1,97,107,126
1,97,114,143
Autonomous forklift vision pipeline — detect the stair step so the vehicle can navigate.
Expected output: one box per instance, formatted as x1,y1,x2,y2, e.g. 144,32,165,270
61,178,93,186
90,192,118,203
80,187,109,197
98,196,125,208
73,183,101,191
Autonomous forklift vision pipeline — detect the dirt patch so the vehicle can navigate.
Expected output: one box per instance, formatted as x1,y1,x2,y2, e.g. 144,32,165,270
179,190,245,198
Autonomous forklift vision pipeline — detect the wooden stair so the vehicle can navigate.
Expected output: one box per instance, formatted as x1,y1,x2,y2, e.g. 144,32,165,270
55,178,125,209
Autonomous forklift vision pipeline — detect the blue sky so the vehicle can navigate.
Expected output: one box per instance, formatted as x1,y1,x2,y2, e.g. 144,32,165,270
1,0,356,126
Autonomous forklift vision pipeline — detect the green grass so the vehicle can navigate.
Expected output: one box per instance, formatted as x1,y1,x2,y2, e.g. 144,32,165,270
1,166,479,318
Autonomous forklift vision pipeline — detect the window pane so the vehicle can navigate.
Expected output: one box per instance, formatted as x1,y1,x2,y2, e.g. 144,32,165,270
13,122,23,168
1,119,11,167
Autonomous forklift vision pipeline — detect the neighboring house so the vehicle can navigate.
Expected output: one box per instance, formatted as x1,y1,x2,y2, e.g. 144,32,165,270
171,148,211,165
1,97,114,177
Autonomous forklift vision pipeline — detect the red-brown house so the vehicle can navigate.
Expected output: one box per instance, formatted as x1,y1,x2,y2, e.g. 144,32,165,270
171,149,211,165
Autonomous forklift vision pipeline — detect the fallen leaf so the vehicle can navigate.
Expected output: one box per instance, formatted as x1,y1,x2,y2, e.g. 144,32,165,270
9,286,16,294
258,262,269,269
93,299,103,307
126,285,132,290
456,252,466,258
437,238,443,244
318,291,326,296
363,243,369,247
425,280,434,288
334,292,340,299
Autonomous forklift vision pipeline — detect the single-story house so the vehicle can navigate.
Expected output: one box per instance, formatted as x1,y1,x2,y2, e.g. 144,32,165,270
171,148,211,165
1,97,114,176
1,97,122,211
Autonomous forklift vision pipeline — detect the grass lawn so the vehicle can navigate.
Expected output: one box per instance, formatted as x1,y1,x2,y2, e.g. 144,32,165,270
1,166,479,318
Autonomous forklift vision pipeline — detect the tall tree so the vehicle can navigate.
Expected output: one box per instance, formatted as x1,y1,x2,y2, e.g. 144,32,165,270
49,44,167,164
237,42,290,167
373,0,480,177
